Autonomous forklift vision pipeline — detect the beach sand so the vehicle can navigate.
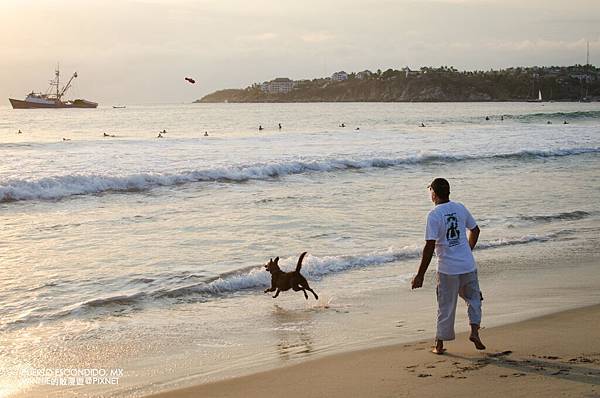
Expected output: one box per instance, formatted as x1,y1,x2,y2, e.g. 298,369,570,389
147,304,600,398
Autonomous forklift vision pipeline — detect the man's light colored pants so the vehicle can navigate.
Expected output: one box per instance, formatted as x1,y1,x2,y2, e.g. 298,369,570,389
436,271,482,341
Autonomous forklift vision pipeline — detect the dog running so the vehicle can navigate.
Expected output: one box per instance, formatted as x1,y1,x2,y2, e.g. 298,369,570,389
264,252,318,300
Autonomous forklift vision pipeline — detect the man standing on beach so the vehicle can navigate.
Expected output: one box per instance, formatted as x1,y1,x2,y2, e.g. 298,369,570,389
411,178,486,354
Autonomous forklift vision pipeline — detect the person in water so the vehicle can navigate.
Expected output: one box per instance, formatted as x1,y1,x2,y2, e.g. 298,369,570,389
204,131,209,136
420,123,426,127
563,120,569,125
17,129,22,134
259,125,264,131
157,133,164,138
278,123,282,129
485,116,490,121
339,123,346,127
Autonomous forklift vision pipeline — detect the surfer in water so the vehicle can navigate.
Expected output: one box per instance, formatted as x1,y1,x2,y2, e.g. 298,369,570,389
259,125,264,131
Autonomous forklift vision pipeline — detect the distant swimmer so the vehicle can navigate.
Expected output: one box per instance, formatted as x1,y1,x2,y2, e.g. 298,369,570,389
278,123,282,129
160,129,167,134
185,77,196,84
17,129,22,134
204,131,209,136
500,115,504,121
547,121,552,124
420,123,426,127
103,132,116,137
157,133,164,138
563,120,569,125
258,125,264,131
339,123,346,127
485,116,490,121
355,127,360,131
62,137,71,141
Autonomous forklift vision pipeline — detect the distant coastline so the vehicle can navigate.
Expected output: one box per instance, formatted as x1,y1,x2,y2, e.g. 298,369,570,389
196,65,599,103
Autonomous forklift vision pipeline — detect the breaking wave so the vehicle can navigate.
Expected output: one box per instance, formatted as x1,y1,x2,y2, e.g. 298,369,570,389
2,230,573,330
508,110,600,122
480,210,593,228
1,146,598,203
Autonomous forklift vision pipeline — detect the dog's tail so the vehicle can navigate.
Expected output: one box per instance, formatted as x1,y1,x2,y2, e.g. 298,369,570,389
295,252,308,272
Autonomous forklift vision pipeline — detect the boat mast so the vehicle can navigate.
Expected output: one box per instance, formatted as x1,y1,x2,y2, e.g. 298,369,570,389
56,64,60,99
586,41,590,98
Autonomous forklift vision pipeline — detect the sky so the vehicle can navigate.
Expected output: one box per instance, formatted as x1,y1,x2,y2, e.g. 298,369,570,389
1,0,599,104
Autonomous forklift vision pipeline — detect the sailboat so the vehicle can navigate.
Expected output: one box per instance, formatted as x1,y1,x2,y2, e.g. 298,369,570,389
9,65,98,109
527,89,542,103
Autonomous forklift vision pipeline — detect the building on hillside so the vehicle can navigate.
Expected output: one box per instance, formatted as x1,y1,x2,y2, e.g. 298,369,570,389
356,70,372,80
402,67,420,77
260,78,295,93
331,71,348,81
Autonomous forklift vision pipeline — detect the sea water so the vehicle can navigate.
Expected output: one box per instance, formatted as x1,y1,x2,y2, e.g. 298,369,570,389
0,102,599,397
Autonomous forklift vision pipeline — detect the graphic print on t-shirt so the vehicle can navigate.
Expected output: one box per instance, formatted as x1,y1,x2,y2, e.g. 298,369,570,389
445,213,460,246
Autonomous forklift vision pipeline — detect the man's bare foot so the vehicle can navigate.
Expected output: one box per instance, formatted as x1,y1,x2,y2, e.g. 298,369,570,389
469,334,486,350
432,340,446,355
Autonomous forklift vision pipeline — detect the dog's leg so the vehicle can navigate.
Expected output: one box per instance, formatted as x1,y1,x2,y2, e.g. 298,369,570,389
272,289,281,298
307,288,319,300
302,289,308,299
264,286,275,293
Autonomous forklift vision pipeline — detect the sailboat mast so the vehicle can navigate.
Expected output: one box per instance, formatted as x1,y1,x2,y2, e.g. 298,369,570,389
587,41,590,66
586,41,590,98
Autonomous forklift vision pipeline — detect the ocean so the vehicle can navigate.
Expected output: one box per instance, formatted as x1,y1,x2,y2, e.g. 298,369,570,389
1,102,599,397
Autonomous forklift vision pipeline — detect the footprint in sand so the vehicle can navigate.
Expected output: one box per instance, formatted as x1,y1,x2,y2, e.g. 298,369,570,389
488,350,513,358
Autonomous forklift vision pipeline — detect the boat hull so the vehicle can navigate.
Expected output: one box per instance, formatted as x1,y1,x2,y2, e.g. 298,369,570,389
9,98,98,109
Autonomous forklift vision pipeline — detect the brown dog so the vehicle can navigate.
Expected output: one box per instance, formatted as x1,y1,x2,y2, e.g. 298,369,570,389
264,252,318,300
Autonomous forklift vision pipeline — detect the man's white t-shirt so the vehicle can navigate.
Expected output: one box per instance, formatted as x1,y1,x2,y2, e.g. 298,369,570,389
425,201,477,275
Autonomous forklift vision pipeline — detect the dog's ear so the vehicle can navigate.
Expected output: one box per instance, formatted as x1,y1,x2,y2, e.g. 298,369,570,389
274,257,279,264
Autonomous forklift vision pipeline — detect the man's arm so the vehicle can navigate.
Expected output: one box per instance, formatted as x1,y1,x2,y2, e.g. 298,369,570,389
468,225,480,250
412,240,436,289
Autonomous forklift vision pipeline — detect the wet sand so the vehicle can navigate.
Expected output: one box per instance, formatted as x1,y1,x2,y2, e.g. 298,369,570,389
147,304,600,398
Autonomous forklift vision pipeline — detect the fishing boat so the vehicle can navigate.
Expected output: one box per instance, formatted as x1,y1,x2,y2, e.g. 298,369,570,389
9,66,98,109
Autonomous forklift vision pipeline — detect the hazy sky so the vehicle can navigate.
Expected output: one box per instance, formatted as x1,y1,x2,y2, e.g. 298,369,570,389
1,0,599,104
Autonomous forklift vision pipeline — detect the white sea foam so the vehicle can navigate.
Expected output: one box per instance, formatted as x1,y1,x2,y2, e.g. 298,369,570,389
1,230,573,331
1,146,598,203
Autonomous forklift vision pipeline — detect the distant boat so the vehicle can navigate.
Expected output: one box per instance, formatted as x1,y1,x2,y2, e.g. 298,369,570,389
113,106,126,109
527,89,542,103
9,65,97,109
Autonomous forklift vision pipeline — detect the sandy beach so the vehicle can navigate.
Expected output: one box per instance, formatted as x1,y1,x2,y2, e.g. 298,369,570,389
148,304,600,398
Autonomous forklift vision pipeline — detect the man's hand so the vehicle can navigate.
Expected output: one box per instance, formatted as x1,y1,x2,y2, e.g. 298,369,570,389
412,273,424,289
412,240,435,290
